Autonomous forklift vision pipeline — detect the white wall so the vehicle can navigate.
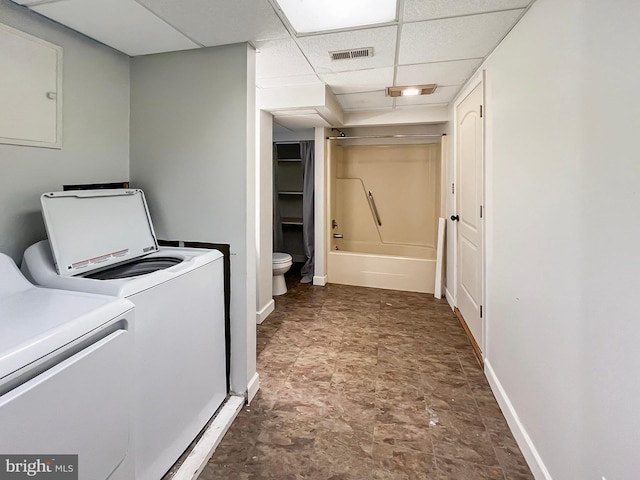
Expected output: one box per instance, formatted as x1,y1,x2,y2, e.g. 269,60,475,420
273,128,315,142
448,0,640,478
129,44,257,396
580,1,640,478
482,1,583,475
256,111,274,323
313,127,327,285
0,0,129,262
333,124,446,146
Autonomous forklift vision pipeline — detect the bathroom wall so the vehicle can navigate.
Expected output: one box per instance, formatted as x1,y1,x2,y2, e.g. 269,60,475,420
334,143,441,253
0,0,130,262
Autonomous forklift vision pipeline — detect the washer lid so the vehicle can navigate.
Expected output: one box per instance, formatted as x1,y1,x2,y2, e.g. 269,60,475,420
41,189,159,277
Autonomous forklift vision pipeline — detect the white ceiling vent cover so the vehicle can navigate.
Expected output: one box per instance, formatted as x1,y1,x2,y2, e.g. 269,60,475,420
329,47,374,61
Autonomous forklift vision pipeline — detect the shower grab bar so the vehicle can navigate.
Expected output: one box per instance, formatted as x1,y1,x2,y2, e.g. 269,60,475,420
368,191,382,226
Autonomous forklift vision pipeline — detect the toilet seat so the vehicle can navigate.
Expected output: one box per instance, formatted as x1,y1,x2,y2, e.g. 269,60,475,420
273,253,292,264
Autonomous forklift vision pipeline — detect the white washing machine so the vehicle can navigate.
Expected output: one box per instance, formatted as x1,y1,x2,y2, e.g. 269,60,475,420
0,252,135,480
21,189,227,480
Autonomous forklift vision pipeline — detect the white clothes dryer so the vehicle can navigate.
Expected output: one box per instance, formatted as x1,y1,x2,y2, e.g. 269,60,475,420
0,252,135,480
21,189,227,480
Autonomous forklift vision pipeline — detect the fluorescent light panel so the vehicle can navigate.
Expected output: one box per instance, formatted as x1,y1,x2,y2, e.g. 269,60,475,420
275,0,397,34
386,84,437,97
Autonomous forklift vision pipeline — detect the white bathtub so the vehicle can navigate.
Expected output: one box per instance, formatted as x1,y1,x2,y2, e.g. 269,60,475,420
327,241,436,294
327,142,443,294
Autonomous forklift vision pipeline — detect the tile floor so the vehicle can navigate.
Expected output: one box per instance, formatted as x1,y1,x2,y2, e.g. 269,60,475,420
198,270,534,480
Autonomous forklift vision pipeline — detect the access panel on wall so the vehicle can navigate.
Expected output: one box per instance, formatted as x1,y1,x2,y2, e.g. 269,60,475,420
0,22,62,148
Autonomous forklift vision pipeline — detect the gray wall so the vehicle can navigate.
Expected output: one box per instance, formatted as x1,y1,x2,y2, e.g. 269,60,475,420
129,44,257,395
0,0,130,262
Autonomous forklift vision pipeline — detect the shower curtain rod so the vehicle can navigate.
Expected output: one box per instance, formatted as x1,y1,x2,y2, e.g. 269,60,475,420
326,134,445,140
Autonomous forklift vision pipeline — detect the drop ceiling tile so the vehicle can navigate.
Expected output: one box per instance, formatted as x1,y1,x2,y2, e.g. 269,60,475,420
257,75,322,89
136,0,290,46
404,0,531,21
32,0,199,56
319,67,394,95
394,85,459,105
336,91,393,111
256,38,315,79
396,59,482,87
297,26,397,74
399,10,523,64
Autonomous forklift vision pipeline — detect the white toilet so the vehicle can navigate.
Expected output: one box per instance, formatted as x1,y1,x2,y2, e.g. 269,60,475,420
272,252,293,296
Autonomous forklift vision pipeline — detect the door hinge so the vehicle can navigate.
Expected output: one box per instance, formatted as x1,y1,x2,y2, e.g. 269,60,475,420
480,205,483,218
480,105,483,118
452,183,455,194
480,305,483,318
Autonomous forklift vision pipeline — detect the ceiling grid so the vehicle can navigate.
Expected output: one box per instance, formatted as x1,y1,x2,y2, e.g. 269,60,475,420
12,0,537,126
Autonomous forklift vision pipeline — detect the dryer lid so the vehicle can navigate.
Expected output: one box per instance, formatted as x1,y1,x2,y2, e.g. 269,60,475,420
40,189,159,277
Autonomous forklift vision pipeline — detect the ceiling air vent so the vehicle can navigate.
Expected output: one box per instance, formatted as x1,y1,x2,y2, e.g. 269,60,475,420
329,47,374,61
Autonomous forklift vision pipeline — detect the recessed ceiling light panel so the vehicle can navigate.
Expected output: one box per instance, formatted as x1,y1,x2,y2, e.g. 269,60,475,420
275,0,397,34
386,84,437,97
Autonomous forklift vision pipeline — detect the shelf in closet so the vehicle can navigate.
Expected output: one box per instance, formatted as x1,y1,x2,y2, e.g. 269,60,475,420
281,217,303,226
275,141,305,263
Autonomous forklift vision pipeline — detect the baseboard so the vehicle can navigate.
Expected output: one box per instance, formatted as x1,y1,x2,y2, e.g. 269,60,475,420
247,372,260,404
485,360,552,480
256,299,275,324
313,275,327,286
454,307,483,366
445,288,455,311
171,395,244,480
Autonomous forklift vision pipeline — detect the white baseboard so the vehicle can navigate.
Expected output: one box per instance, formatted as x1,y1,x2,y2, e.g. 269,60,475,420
256,299,275,324
247,372,260,404
313,275,327,286
445,288,455,310
485,360,551,480
171,395,244,480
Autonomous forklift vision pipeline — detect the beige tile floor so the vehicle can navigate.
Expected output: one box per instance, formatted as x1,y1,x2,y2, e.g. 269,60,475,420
198,270,534,479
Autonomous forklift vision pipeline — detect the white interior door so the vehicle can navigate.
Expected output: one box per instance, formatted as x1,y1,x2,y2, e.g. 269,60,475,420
455,82,484,356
